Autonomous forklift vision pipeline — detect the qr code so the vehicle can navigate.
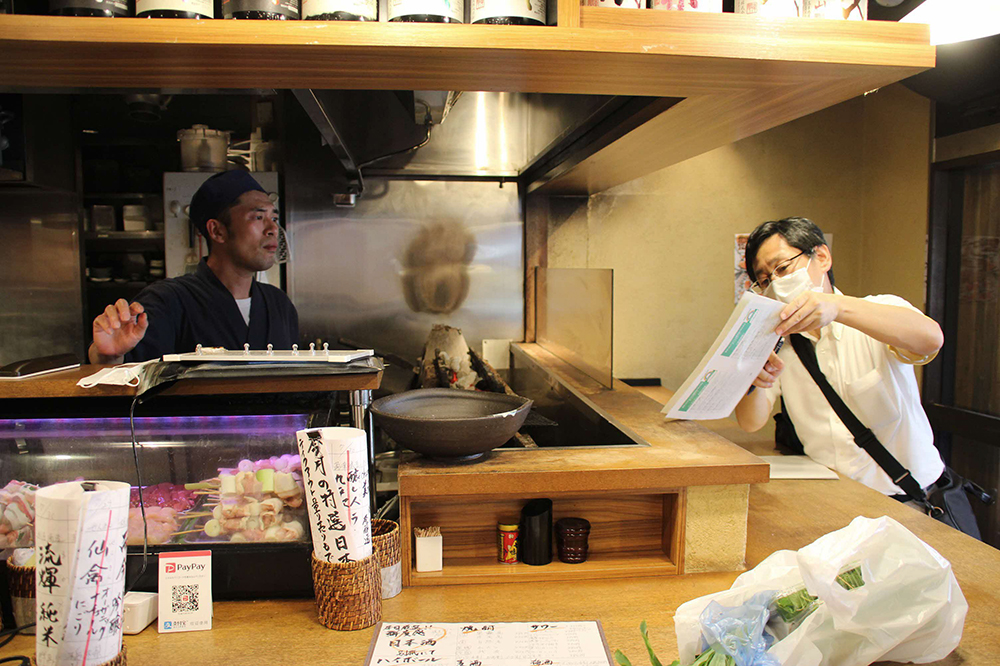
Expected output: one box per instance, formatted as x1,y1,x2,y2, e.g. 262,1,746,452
171,585,199,613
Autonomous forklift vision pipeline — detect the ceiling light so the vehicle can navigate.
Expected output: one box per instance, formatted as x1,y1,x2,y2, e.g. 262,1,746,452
901,0,1000,46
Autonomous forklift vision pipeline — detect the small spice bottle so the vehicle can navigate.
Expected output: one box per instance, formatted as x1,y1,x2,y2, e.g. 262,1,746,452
497,520,519,563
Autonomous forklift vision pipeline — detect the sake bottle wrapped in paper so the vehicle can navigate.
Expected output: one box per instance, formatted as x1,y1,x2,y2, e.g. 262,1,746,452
35,481,130,666
295,427,372,563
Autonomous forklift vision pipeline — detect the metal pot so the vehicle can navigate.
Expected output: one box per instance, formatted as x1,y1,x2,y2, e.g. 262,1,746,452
370,388,532,461
177,124,230,172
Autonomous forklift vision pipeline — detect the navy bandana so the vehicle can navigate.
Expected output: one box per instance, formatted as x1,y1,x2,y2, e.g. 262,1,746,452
189,171,266,240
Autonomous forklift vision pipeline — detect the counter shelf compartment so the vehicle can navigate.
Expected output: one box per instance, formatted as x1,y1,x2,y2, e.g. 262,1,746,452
399,489,685,586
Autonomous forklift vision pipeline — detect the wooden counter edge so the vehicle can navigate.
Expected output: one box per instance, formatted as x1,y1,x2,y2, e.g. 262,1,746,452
0,365,382,400
399,460,769,496
512,342,766,463
399,343,770,496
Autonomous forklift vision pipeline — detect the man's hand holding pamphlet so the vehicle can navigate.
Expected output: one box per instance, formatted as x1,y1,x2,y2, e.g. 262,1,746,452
662,292,784,420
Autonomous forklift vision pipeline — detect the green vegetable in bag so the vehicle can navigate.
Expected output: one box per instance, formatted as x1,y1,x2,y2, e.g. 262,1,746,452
613,622,735,666
835,566,864,590
772,587,818,623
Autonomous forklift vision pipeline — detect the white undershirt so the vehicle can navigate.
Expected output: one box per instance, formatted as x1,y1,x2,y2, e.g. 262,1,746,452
236,297,251,326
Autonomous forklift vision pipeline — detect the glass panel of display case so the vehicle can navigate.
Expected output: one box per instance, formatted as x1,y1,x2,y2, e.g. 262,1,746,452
0,413,311,549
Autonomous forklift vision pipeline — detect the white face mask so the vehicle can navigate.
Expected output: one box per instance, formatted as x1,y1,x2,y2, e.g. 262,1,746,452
77,362,153,389
764,257,822,304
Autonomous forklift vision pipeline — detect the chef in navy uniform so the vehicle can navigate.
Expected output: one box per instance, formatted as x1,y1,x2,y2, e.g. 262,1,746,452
88,171,299,364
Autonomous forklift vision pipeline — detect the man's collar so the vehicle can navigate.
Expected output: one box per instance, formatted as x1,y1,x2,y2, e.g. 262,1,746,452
196,257,225,291
197,257,257,300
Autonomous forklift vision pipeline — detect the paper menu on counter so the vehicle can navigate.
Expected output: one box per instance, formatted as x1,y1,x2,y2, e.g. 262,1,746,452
759,455,840,480
364,621,615,666
661,291,785,420
34,481,130,666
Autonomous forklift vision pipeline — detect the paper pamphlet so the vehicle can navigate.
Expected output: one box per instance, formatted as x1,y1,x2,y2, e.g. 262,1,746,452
759,455,840,480
662,291,785,420
364,621,615,666
296,427,373,563
35,481,130,666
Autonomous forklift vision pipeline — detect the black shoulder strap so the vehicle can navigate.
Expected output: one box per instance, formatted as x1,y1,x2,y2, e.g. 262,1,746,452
788,333,929,505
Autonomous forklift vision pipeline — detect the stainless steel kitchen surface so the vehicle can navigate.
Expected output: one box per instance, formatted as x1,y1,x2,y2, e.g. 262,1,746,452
504,344,642,450
367,92,613,177
0,90,644,369
288,178,523,364
0,191,83,366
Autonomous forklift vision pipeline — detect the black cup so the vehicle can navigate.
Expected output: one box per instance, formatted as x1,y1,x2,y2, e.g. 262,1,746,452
520,498,553,566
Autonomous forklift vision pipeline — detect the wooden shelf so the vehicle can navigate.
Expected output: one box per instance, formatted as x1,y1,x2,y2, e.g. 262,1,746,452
408,551,678,587
0,13,933,193
84,193,161,201
86,280,153,289
0,13,931,96
85,230,164,240
85,230,164,251
400,489,686,587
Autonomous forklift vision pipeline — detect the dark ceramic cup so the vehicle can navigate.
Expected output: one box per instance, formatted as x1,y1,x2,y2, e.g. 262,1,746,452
555,517,591,564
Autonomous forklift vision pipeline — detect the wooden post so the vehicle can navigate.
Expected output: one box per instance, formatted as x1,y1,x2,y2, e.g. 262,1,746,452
524,194,549,343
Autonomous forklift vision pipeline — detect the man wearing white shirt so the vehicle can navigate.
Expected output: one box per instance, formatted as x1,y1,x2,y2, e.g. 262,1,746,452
734,217,946,499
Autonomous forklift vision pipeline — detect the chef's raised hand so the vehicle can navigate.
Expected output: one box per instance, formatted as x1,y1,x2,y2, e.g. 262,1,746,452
752,351,784,390
88,299,148,364
775,291,843,336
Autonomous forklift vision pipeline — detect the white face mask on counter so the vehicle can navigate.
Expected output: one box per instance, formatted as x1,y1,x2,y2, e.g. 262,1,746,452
77,361,154,389
764,258,823,304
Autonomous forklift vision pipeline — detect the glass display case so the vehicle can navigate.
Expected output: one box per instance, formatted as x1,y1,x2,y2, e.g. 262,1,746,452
0,380,378,599
2,413,311,544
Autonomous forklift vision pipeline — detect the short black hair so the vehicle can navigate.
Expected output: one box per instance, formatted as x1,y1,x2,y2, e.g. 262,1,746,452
201,205,233,252
745,216,835,288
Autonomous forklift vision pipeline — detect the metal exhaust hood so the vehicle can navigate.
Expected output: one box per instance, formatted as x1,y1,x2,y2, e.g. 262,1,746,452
290,88,680,197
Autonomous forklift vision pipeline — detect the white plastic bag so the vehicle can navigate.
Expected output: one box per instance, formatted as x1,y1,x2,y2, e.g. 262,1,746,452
675,550,802,663
674,516,967,666
784,515,967,665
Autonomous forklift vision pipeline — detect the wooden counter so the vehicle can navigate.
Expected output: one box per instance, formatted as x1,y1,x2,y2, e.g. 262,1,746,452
401,343,768,497
0,365,382,400
7,474,995,665
395,343,769,586
6,384,995,663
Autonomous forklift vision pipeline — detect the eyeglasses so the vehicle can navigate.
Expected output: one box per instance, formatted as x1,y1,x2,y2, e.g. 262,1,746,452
750,250,808,294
